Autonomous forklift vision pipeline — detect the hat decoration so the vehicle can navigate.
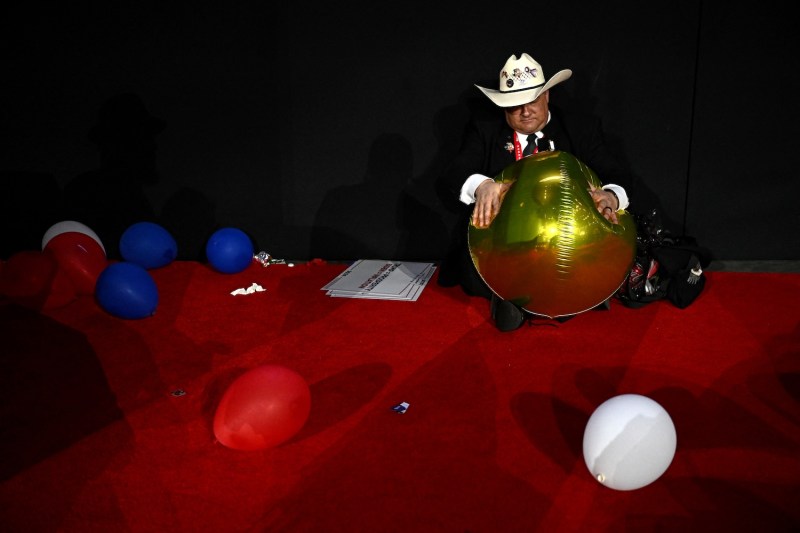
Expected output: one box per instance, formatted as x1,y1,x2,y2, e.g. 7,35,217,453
476,53,572,108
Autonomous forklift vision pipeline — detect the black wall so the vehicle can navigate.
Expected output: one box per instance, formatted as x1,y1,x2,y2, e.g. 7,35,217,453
3,2,798,261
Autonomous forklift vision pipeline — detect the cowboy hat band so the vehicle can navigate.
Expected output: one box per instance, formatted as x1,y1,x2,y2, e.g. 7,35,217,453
475,53,572,108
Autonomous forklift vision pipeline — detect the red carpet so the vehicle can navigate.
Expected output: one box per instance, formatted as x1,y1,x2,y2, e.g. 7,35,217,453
1,261,799,532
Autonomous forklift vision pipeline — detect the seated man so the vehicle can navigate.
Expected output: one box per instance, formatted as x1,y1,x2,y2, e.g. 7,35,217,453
438,53,635,331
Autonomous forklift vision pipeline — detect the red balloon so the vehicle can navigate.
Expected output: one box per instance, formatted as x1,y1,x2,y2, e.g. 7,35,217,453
0,250,77,310
213,365,311,451
45,231,108,295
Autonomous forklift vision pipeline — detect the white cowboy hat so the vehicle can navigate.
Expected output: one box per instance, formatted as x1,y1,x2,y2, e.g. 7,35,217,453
476,53,572,108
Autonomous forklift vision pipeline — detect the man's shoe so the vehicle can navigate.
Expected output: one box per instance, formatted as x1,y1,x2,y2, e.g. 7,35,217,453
491,294,526,332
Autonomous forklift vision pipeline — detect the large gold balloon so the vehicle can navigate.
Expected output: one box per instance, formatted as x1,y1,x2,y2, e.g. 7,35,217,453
468,151,636,318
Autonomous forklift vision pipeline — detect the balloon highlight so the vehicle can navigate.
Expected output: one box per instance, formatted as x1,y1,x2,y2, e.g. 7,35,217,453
44,231,108,295
468,151,637,318
95,262,159,319
583,394,677,491
120,221,178,269
42,220,105,254
214,364,311,451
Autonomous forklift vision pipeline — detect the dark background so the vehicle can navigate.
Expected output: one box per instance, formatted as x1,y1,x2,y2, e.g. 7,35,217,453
2,1,798,262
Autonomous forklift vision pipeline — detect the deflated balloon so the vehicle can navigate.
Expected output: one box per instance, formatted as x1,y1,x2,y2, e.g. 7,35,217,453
468,151,636,318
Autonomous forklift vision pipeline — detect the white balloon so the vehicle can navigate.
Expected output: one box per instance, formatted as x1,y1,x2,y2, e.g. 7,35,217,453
583,394,676,491
42,220,106,254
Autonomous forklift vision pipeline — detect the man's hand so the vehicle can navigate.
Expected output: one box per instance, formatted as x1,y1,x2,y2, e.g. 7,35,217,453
588,183,619,224
472,180,513,229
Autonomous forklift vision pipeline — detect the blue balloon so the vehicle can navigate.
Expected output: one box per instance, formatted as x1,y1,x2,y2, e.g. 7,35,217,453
206,227,253,274
119,221,178,269
95,262,159,319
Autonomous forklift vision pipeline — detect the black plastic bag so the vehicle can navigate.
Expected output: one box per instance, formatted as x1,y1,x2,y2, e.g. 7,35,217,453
616,210,712,309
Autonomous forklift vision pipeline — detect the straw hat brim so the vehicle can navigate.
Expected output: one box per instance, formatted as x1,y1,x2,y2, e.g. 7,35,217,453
476,69,573,108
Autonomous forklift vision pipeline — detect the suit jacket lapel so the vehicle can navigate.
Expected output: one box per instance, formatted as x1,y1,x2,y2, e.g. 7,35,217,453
494,125,516,169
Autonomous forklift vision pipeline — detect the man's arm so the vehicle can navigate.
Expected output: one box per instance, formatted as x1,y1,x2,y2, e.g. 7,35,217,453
440,117,515,204
472,179,513,228
589,182,621,224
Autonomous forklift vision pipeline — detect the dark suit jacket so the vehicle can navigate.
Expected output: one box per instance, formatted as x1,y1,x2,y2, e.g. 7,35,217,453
437,105,635,297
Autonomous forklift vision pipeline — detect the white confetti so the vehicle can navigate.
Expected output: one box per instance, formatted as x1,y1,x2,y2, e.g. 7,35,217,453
230,283,266,296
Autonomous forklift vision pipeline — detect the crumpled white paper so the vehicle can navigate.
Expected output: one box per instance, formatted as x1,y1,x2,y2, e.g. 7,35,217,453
230,283,266,296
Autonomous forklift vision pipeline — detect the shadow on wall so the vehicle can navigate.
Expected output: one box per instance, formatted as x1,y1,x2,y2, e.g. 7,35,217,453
557,77,680,235
57,92,218,261
432,90,499,268
62,93,163,260
310,132,448,262
159,187,217,262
